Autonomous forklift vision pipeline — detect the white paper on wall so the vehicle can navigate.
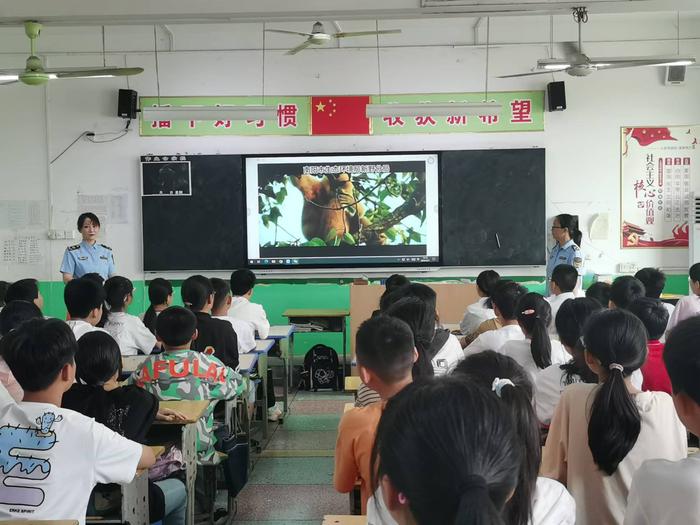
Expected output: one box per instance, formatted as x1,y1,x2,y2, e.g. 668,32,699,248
2,235,43,264
0,201,46,229
77,193,129,224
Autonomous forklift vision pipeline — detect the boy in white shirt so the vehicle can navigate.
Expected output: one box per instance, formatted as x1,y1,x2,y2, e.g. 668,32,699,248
634,267,675,327
228,269,270,339
0,318,154,524
546,264,577,336
465,281,527,355
666,263,700,333
626,316,700,525
210,277,256,353
64,278,110,340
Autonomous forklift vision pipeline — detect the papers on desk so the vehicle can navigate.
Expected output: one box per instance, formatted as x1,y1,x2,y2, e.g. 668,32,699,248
267,324,294,338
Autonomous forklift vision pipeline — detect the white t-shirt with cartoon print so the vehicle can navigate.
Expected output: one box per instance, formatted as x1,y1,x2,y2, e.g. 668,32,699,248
0,401,142,525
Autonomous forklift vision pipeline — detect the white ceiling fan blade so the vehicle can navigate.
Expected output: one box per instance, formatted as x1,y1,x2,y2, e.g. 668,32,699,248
45,67,144,79
0,79,19,85
265,29,315,38
334,29,402,38
498,68,570,78
589,57,695,67
286,39,314,55
0,71,21,83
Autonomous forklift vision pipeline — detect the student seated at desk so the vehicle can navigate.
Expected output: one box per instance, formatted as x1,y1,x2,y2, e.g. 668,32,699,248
626,317,700,525
609,275,646,310
454,352,575,525
210,277,256,353
546,265,578,336
372,274,410,317
0,318,154,524
635,267,675,328
62,331,186,525
666,262,700,333
4,277,44,311
500,293,568,383
628,297,671,395
228,269,270,339
541,309,686,525
64,277,110,339
182,275,239,369
103,276,157,356
465,281,527,355
459,269,499,336
335,315,417,514
143,277,174,335
585,281,611,308
129,306,245,463
0,299,43,402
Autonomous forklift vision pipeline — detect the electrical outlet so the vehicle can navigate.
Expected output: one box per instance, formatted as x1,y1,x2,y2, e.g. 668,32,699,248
48,229,63,240
65,230,76,240
617,263,638,274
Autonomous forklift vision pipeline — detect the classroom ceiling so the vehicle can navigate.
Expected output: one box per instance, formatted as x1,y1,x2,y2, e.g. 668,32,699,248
0,0,699,26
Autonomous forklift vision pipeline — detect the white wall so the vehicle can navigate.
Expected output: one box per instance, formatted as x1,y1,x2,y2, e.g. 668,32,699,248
1,13,699,281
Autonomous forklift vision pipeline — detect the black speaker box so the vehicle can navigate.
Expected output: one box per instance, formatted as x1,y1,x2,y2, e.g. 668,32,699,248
118,89,138,119
547,81,566,112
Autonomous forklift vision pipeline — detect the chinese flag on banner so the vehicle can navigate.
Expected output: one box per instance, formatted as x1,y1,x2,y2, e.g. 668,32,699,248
310,96,371,135
627,127,676,147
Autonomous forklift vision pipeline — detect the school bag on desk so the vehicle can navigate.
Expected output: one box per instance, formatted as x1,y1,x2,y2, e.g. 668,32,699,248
299,343,342,391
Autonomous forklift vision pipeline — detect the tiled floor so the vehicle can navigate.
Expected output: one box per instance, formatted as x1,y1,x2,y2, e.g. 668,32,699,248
231,389,354,524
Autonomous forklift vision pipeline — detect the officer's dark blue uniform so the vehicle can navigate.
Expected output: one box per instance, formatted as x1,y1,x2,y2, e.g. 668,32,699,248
60,240,116,280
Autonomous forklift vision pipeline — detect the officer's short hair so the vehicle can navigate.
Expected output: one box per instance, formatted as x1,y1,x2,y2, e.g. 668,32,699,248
64,278,105,319
156,306,197,347
77,212,100,230
551,265,578,293
230,269,256,296
5,278,40,304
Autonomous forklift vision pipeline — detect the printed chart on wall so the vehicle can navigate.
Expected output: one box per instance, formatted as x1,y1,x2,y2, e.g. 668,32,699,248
621,126,698,248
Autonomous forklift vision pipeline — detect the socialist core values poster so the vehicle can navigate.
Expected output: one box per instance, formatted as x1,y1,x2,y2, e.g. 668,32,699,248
621,126,699,248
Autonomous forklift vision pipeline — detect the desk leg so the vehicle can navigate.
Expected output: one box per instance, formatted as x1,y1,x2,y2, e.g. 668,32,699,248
121,470,149,525
182,422,198,525
280,339,289,415
288,333,295,389
259,352,269,440
342,316,349,377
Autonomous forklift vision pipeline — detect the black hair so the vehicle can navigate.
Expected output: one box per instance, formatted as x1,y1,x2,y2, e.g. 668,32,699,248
77,212,100,230
491,280,527,321
81,273,105,286
0,281,9,308
556,298,603,383
64,277,105,319
664,317,700,405
4,278,40,303
476,270,501,297
75,331,122,385
516,293,552,369
143,278,173,335
585,282,611,308
584,309,647,475
385,296,436,379
634,267,666,299
380,282,438,315
689,263,700,283
453,352,539,525
1,318,77,392
181,275,214,311
371,377,520,525
356,314,415,383
156,306,197,347
555,214,582,247
385,274,410,292
0,300,43,336
104,276,133,313
211,277,231,311
551,265,578,293
610,276,646,309
230,269,256,296
627,297,669,341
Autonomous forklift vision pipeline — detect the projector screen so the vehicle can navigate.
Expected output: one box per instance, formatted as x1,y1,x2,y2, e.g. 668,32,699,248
245,153,440,269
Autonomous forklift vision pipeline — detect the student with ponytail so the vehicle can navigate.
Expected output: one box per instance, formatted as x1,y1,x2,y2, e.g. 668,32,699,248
103,276,157,356
142,278,173,335
369,377,520,525
454,352,575,525
541,309,686,525
499,293,568,382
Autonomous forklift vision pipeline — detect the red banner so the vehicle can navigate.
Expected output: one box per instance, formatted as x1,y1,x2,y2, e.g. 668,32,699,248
310,96,371,135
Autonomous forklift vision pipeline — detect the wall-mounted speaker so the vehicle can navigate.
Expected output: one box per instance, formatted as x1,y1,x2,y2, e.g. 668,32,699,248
546,81,566,112
665,65,686,86
118,89,138,119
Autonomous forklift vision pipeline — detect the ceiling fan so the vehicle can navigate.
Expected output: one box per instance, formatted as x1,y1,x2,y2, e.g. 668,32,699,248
499,7,695,78
0,21,144,86
265,21,402,55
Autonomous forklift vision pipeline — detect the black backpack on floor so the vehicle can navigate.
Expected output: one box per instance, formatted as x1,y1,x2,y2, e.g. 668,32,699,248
300,344,342,391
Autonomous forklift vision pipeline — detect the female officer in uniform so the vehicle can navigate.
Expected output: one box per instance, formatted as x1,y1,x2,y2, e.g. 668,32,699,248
547,213,584,295
60,212,116,283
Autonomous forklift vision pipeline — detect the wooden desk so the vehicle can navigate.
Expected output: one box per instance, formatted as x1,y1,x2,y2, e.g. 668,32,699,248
153,400,209,525
122,355,148,374
255,339,275,353
322,516,367,525
344,376,361,393
284,308,350,376
238,352,259,375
